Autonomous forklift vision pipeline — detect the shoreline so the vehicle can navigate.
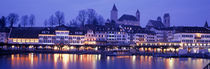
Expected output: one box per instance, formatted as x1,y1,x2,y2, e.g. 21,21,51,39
0,50,209,59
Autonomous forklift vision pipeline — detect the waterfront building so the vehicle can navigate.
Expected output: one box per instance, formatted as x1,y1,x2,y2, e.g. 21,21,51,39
8,27,42,44
171,27,210,53
0,28,10,43
149,27,174,42
85,29,96,45
8,25,85,46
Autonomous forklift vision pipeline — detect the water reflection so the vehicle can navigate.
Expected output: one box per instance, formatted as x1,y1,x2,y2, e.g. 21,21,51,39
0,53,209,69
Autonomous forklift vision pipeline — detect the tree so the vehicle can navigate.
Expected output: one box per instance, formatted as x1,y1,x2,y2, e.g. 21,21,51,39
97,15,105,25
69,19,78,27
29,14,35,27
49,15,56,27
44,19,48,27
75,9,105,26
204,21,208,28
20,15,29,27
76,10,87,27
86,9,97,25
18,24,21,27
55,11,65,26
7,13,19,28
0,16,6,28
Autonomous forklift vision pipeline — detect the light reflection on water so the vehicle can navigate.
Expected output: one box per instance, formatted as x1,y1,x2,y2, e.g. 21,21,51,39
0,53,209,69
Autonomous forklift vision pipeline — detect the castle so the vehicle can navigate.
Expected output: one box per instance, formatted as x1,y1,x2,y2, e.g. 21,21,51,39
110,4,140,26
110,4,170,28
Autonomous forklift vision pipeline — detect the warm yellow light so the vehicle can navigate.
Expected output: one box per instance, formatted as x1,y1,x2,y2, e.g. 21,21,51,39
95,47,98,51
62,46,70,50
196,33,201,37
13,39,17,42
22,39,25,42
12,45,15,48
70,46,75,49
159,43,162,45
29,46,33,48
30,39,34,42
54,46,58,50
35,39,39,43
26,39,30,42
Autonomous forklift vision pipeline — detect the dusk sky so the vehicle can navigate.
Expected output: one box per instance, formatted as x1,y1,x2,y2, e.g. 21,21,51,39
0,0,210,27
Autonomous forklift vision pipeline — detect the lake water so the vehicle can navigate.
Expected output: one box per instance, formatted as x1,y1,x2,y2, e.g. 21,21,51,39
0,53,209,69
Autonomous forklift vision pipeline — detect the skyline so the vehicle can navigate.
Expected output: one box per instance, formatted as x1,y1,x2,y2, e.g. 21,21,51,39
0,0,210,27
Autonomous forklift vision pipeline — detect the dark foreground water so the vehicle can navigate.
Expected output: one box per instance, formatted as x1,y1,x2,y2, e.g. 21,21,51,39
0,53,209,69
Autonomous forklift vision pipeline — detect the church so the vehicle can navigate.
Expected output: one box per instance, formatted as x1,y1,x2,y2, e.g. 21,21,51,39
110,4,140,26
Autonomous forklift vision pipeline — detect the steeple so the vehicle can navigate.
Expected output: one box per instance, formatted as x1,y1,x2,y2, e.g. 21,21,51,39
136,9,140,13
112,4,118,11
111,4,118,22
204,21,208,28
136,9,140,20
136,9,140,26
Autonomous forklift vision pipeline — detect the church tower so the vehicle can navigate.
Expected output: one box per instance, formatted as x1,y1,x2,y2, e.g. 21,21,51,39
136,9,140,26
163,13,170,27
111,4,118,22
136,10,140,21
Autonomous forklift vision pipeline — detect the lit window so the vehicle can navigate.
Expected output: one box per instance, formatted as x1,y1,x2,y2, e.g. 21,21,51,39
18,39,21,42
13,39,17,42
35,39,39,43
22,39,25,42
26,39,30,42
30,39,34,42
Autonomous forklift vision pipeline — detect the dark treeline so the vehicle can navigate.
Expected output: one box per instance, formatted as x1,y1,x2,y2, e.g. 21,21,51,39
0,9,105,28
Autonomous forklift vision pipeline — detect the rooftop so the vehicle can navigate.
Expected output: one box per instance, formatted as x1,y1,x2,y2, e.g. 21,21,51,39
118,14,138,21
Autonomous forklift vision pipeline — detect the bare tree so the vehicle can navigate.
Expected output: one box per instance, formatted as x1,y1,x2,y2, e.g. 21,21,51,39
0,16,6,28
20,15,29,27
29,14,35,27
76,10,87,27
69,19,78,27
7,13,19,28
76,9,104,25
86,9,97,25
55,11,65,26
49,15,56,27
97,15,105,25
44,19,48,27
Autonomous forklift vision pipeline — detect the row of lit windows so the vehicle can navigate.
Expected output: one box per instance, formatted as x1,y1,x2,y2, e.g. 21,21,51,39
182,35,193,38
40,36,84,39
56,31,69,34
12,39,38,43
107,38,126,40
40,40,83,43
201,35,210,38
136,35,144,37
182,40,193,43
107,35,126,37
197,40,210,43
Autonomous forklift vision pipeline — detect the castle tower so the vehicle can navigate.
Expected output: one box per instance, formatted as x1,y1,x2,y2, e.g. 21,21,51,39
111,4,118,22
163,13,170,27
136,9,140,25
157,16,162,22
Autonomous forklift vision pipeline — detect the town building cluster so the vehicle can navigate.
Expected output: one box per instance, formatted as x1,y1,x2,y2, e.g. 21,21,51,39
0,4,209,54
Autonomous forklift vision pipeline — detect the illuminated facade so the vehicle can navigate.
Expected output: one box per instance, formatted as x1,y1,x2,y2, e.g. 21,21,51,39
0,28,9,43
